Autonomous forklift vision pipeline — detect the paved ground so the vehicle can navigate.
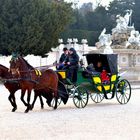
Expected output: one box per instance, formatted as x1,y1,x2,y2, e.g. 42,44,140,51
0,84,140,140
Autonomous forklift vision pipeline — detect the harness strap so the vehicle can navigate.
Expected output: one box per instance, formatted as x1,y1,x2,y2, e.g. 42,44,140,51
35,69,42,76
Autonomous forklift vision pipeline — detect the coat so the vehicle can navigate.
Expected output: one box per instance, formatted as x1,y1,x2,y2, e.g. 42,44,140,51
68,53,79,69
100,70,110,83
59,53,68,63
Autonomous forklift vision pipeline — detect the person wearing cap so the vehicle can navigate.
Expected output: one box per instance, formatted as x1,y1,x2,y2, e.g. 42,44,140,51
58,47,69,70
66,48,79,84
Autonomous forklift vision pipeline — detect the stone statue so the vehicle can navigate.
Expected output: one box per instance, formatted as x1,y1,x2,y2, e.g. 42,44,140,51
98,28,107,46
116,15,127,31
99,28,112,46
126,30,140,48
124,10,133,26
98,28,113,54
103,35,113,54
112,10,133,33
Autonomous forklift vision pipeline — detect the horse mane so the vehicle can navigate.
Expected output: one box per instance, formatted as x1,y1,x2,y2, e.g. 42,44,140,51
0,64,9,70
0,64,12,79
19,57,34,70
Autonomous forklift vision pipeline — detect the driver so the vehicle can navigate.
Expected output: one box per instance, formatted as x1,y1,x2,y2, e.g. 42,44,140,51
65,48,79,84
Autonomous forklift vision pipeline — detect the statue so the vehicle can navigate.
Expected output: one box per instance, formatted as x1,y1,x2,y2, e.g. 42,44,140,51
112,10,133,33
98,28,113,54
124,10,133,26
98,28,107,46
126,30,140,48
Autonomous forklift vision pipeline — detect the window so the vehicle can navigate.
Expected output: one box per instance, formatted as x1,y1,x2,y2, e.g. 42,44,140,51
122,57,126,62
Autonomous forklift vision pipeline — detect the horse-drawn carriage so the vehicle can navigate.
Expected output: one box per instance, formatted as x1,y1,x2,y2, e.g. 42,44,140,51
56,53,131,108
7,52,131,112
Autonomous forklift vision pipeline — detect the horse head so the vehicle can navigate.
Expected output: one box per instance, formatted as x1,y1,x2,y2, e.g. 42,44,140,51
9,56,21,76
10,55,34,78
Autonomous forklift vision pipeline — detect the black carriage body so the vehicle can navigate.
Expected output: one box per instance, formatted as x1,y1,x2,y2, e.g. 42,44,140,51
85,53,118,74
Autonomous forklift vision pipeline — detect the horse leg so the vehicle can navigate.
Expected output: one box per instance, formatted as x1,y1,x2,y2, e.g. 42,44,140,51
25,89,32,113
20,89,28,107
31,92,38,110
8,92,17,112
31,91,44,110
53,91,58,110
46,92,53,107
11,94,17,112
39,95,44,109
8,94,14,107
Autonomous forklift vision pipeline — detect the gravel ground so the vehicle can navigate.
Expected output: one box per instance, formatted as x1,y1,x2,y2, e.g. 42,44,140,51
0,84,140,140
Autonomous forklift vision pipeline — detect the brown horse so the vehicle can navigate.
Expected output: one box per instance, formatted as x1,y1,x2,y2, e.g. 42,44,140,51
10,56,58,113
0,64,44,112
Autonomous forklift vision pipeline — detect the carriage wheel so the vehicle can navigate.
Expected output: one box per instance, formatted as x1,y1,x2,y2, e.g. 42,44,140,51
73,86,89,108
51,97,62,108
116,79,131,104
90,92,104,103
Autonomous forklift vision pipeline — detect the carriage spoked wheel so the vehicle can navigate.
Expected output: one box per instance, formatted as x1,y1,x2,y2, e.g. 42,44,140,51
116,79,131,104
90,92,104,103
50,97,62,108
73,85,89,108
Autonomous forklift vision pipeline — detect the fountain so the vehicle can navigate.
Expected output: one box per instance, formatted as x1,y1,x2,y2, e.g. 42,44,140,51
94,10,140,81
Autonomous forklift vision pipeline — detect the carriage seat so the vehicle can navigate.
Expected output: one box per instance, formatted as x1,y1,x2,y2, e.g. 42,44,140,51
56,70,67,79
56,70,73,85
92,74,117,92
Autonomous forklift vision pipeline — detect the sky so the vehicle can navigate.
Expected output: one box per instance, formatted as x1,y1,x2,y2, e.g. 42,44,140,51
65,0,113,7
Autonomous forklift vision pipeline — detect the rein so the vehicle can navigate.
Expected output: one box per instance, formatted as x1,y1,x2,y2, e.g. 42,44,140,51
14,63,61,74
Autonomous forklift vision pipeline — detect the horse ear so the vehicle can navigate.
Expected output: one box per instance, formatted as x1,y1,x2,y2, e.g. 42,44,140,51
11,52,19,61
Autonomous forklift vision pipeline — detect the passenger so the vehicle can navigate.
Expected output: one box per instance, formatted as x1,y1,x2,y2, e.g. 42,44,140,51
86,63,95,72
66,48,79,84
86,63,100,75
100,68,110,84
58,47,69,70
95,61,103,73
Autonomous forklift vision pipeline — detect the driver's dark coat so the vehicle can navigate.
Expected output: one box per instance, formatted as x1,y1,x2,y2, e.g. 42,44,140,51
66,52,79,69
59,53,68,63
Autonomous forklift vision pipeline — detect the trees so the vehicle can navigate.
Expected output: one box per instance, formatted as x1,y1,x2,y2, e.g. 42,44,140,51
133,0,140,30
0,0,72,56
61,0,136,46
79,2,93,16
1,0,138,54
85,6,111,31
108,0,134,16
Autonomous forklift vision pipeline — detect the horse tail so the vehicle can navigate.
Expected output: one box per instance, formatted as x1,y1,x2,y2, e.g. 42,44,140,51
58,80,69,104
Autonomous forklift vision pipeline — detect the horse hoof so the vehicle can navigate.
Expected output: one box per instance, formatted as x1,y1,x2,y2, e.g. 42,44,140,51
12,107,17,112
24,110,29,113
53,106,57,110
30,105,33,110
41,106,44,109
24,109,29,113
46,100,52,107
